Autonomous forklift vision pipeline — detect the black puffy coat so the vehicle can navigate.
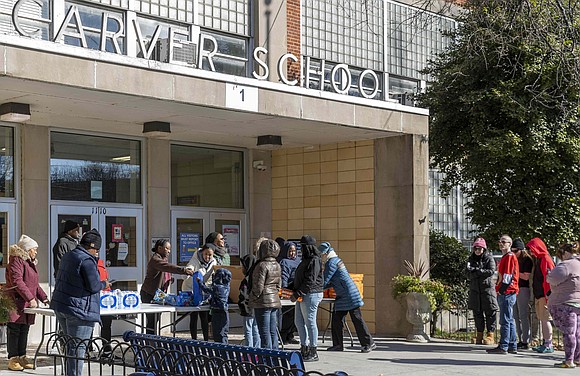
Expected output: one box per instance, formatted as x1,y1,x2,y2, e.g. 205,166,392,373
293,244,323,297
467,251,499,312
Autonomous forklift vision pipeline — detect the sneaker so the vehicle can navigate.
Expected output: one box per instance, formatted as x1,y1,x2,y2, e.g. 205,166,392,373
554,361,576,368
327,345,344,351
574,360,580,366
286,338,300,345
517,342,529,350
361,343,377,353
537,345,554,353
486,346,507,354
508,348,518,354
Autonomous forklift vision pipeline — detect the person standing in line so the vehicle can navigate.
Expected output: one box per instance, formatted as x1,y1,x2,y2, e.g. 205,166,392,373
466,237,498,345
50,229,110,376
249,239,282,349
206,232,230,266
183,243,218,341
547,242,580,368
279,241,300,345
198,268,232,343
5,235,49,371
511,238,534,350
238,253,260,347
527,237,556,353
487,235,519,354
52,220,81,278
319,242,376,353
292,235,324,362
140,239,193,335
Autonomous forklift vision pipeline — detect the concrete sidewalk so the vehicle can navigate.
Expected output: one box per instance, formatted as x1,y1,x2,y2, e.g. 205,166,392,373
0,337,568,376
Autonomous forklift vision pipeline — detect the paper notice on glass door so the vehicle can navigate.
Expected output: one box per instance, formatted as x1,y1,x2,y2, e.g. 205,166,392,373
222,225,240,256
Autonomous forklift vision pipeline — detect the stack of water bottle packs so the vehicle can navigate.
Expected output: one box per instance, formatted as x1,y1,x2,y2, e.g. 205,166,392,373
150,289,205,307
100,289,141,310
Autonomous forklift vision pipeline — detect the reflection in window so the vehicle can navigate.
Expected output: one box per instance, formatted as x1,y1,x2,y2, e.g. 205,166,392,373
171,145,244,209
50,132,141,204
0,127,14,198
200,30,248,76
62,2,125,54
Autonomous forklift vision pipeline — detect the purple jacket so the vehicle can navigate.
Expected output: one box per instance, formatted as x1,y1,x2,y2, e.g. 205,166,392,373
5,245,47,325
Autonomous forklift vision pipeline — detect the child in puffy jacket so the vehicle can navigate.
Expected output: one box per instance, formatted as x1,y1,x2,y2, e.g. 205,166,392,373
198,268,232,343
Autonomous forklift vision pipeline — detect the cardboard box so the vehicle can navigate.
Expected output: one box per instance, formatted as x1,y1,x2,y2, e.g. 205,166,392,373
213,265,244,303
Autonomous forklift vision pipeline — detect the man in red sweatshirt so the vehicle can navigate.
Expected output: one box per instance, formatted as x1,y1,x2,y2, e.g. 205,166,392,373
527,237,555,353
487,235,519,354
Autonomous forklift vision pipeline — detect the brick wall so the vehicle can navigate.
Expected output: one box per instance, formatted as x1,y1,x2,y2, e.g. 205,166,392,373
271,141,376,332
286,0,301,84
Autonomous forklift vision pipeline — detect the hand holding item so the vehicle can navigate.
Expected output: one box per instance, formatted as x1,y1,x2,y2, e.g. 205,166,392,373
42,299,50,305
29,299,38,308
185,268,194,276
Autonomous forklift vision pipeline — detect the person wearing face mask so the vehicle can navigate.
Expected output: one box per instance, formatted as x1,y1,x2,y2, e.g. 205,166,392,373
547,242,580,368
279,241,300,345
183,243,217,340
5,235,49,371
467,237,498,345
140,238,193,335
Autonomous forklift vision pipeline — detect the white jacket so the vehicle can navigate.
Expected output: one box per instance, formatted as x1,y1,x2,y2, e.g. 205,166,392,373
181,251,217,291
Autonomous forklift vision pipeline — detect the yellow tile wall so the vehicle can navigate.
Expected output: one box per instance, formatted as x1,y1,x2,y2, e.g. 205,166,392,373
272,141,376,332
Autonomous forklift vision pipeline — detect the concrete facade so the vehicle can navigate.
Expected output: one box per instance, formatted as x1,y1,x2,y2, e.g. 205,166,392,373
0,0,430,342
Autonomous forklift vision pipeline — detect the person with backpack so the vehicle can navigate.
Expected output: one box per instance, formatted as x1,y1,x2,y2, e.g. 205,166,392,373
238,253,260,347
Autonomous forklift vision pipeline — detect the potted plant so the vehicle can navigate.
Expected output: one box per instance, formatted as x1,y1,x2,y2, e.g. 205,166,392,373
0,285,16,323
391,260,449,342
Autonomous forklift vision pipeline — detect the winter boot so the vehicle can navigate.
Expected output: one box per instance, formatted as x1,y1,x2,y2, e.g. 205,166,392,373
304,346,319,362
8,357,24,371
482,332,495,345
18,355,34,369
472,332,484,345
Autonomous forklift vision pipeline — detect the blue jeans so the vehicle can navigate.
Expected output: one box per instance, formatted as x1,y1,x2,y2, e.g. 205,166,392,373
498,293,517,350
243,316,260,347
55,312,95,376
295,292,323,347
254,308,278,349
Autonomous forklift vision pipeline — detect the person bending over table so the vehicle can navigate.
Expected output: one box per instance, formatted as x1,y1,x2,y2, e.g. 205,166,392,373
140,238,193,334
319,242,376,353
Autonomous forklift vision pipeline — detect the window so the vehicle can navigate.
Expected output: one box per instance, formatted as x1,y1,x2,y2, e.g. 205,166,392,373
0,126,14,198
50,132,141,204
199,0,250,36
171,145,244,209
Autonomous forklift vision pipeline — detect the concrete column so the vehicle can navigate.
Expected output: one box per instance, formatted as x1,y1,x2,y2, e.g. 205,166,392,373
248,149,272,251
374,134,429,336
20,124,50,282
146,138,171,241
254,0,288,83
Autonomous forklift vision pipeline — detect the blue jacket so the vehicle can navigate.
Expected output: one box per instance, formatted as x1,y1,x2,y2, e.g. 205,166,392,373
50,245,105,323
200,268,231,311
323,255,363,312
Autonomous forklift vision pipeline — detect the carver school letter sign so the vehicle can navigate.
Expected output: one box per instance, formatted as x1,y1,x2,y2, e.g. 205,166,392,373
10,0,382,100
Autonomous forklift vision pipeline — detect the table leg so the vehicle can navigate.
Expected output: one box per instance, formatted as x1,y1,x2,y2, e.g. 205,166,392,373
32,315,46,369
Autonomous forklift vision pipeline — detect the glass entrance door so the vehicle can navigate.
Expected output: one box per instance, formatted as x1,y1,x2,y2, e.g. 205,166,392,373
50,205,143,290
0,202,17,283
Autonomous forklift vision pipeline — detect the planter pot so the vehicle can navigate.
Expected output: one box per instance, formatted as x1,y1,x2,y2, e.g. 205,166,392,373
405,292,431,343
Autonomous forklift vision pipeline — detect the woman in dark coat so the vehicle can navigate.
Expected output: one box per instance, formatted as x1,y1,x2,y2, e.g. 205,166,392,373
5,235,49,371
467,237,499,345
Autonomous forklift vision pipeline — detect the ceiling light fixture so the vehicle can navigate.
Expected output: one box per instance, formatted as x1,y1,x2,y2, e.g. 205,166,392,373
0,102,31,123
143,121,171,138
256,135,282,150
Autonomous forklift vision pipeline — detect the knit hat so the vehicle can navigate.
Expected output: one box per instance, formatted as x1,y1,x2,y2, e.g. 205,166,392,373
80,228,102,250
300,235,317,246
18,234,38,251
512,238,525,251
63,220,80,233
319,242,333,254
473,237,487,249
